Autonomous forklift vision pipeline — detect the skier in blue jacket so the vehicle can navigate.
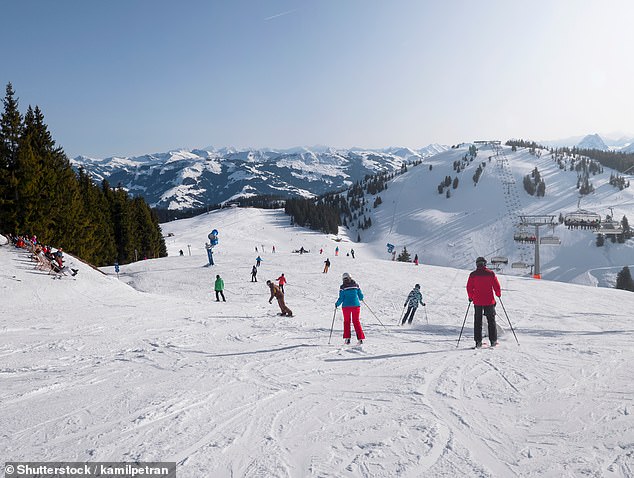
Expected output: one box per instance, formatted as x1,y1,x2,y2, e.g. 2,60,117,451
335,272,366,344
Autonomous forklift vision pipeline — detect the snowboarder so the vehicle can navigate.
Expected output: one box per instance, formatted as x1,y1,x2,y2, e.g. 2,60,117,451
350,249,355,259
214,274,226,302
335,272,365,345
402,284,426,325
267,280,293,316
323,258,330,273
277,273,287,293
256,255,262,267
251,265,258,282
466,257,501,348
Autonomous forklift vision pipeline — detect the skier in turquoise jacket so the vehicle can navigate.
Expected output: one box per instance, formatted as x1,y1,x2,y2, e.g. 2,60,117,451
335,272,365,344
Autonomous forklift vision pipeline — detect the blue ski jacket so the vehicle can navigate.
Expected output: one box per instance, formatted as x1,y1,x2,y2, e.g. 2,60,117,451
335,279,364,308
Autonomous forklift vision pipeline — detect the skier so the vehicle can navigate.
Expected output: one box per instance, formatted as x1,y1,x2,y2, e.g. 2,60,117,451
335,272,365,345
272,245,276,253
466,257,501,348
256,255,262,267
179,249,184,256
267,280,293,316
277,273,287,293
414,254,418,266
319,248,323,254
251,265,258,282
335,246,339,256
214,274,226,302
350,249,355,259
323,258,330,273
402,284,426,325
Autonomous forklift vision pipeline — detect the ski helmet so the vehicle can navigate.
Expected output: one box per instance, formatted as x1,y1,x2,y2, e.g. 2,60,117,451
476,256,487,266
342,272,351,280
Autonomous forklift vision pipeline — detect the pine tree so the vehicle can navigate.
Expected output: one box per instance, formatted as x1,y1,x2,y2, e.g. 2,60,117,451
615,266,634,291
0,83,24,232
397,246,411,262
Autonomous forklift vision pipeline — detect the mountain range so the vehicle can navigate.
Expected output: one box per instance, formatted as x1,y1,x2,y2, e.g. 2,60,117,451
71,145,447,210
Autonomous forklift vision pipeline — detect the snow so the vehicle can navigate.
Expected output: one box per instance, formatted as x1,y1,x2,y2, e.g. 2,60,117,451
363,144,634,287
2,206,633,477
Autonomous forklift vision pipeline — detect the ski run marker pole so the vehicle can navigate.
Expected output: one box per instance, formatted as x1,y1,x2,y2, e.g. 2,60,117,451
456,301,471,348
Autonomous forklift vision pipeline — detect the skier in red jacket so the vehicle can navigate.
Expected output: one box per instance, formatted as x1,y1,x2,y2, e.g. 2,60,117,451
466,257,501,348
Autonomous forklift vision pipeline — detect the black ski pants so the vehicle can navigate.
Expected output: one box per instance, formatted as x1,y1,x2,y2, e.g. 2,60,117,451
474,304,497,344
402,306,417,325
215,290,226,302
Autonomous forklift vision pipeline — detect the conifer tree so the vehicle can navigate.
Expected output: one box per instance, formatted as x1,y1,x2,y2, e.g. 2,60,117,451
397,246,411,262
615,266,634,292
0,83,23,231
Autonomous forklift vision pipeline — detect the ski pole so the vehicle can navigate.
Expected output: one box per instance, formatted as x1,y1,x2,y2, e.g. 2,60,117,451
497,297,520,346
398,305,406,325
362,301,388,331
456,301,471,348
328,307,337,345
424,305,429,325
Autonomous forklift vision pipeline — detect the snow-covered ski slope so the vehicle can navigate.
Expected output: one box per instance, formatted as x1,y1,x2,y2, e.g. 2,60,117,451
2,207,633,478
363,143,634,287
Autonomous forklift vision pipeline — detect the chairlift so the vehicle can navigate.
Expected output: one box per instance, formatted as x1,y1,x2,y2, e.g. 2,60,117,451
513,228,536,243
540,236,561,245
595,207,624,235
511,261,530,269
564,209,601,229
595,221,624,236
490,256,508,264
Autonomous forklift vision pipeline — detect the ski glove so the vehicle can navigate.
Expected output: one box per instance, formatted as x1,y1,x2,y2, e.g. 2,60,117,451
422,303,426,306
468,298,473,302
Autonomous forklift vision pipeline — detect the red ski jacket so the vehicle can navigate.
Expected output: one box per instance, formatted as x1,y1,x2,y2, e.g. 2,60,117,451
466,266,501,306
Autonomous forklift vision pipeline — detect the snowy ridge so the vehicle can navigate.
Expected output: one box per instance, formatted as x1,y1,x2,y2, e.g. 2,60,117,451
1,209,632,477
72,145,448,210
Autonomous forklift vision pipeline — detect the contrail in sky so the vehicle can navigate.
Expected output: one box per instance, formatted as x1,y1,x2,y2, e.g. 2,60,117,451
264,8,298,21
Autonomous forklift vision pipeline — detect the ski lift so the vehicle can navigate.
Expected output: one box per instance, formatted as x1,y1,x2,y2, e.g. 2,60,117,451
540,224,561,245
490,256,508,265
595,208,624,235
513,227,536,243
564,207,601,229
511,261,530,269
595,221,623,235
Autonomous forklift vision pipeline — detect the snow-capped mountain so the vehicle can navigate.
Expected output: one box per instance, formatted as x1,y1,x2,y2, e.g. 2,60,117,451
541,133,634,150
577,133,608,150
72,145,448,210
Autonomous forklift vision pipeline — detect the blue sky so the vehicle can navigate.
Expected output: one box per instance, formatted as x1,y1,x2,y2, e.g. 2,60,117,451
2,0,633,157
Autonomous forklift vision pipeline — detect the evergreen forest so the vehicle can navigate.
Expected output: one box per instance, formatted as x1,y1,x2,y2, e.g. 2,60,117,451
0,83,166,266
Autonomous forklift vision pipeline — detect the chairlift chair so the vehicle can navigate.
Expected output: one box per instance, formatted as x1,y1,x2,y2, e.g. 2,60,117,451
490,256,509,264
511,261,530,269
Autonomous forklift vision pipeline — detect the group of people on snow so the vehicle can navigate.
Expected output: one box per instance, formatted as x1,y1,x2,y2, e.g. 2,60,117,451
211,243,501,348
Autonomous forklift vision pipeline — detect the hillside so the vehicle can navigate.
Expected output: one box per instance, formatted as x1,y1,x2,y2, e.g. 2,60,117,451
361,143,634,287
1,208,633,477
